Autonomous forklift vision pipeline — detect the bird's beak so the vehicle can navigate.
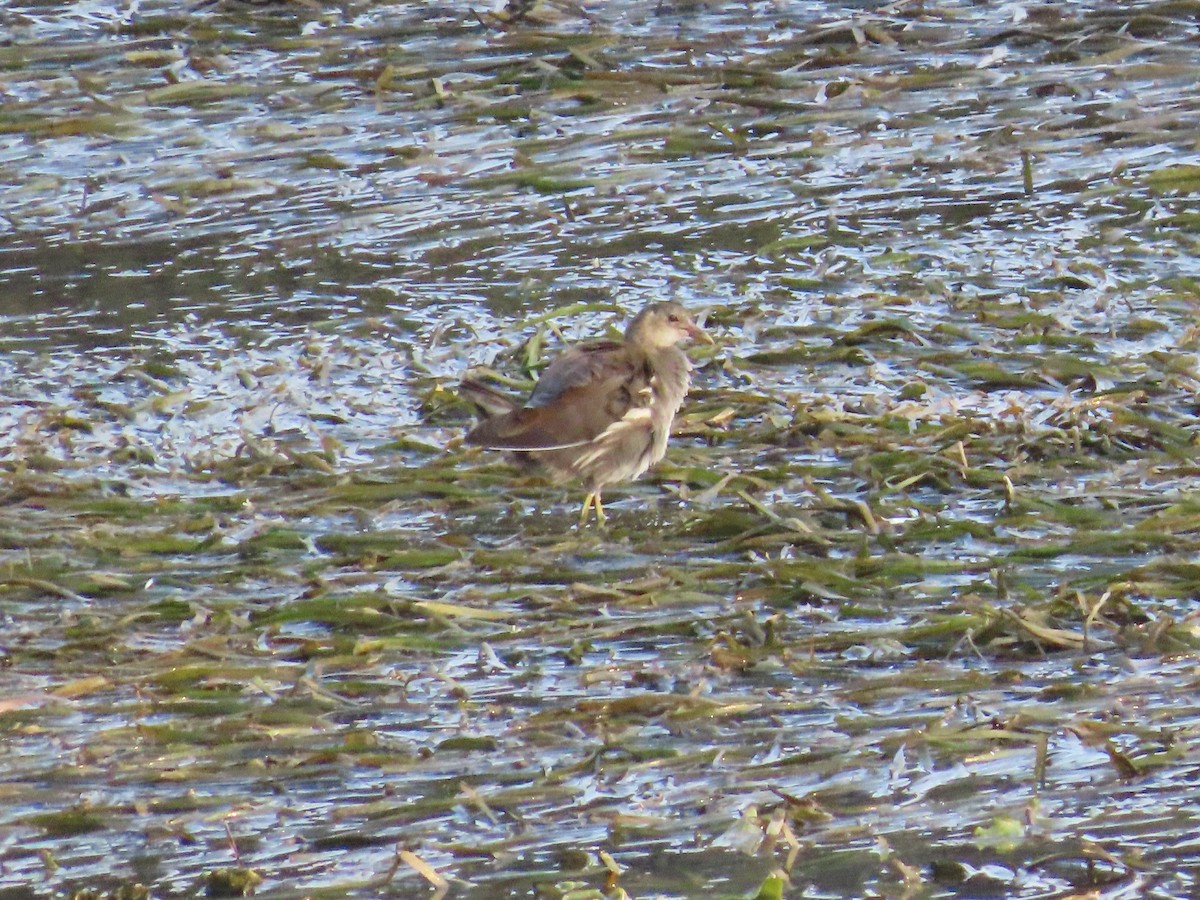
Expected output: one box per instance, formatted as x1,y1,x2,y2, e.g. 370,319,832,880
686,318,715,344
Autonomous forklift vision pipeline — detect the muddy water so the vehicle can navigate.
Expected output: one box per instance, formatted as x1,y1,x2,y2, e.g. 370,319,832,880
2,1,1200,897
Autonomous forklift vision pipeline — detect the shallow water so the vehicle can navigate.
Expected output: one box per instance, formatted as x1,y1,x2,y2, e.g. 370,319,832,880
3,0,1200,897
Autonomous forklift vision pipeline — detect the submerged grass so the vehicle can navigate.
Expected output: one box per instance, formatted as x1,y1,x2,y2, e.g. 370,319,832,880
4,0,1200,898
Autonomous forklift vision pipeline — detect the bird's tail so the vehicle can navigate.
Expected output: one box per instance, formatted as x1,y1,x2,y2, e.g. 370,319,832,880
460,378,518,419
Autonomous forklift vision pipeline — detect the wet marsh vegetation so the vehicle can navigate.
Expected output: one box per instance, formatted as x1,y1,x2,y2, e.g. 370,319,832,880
4,0,1200,897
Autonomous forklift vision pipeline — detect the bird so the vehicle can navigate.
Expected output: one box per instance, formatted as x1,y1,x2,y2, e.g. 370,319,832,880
462,301,711,527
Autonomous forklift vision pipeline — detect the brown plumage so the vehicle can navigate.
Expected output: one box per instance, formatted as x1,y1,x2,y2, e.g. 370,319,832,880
462,301,710,526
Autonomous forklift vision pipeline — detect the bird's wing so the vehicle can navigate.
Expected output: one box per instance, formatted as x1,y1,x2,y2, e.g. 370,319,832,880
525,341,628,409
465,343,655,452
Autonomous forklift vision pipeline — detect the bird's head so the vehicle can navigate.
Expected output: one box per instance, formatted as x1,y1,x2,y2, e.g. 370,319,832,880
626,301,712,349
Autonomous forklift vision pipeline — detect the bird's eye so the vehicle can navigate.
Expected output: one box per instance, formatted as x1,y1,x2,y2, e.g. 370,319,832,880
667,313,681,324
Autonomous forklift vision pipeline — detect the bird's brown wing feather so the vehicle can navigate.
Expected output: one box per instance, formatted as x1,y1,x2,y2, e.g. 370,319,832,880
466,342,653,451
526,341,627,408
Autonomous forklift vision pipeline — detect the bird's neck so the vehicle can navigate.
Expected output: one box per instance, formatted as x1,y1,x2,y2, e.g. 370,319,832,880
649,345,691,405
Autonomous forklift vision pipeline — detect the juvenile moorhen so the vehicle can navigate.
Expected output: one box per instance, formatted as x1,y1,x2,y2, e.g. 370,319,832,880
462,301,710,526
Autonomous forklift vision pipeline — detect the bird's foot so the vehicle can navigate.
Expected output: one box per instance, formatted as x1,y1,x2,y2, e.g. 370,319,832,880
579,491,608,528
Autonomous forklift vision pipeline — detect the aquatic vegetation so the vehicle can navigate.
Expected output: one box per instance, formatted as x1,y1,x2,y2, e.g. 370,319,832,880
0,0,1198,897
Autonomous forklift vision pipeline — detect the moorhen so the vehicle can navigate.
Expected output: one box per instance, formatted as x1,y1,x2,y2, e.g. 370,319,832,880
462,301,710,526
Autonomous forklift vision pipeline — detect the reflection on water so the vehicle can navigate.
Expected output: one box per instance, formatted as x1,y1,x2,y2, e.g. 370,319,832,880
1,1,1199,897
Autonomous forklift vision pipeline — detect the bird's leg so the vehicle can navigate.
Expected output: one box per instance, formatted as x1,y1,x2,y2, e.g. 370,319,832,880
578,491,607,528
